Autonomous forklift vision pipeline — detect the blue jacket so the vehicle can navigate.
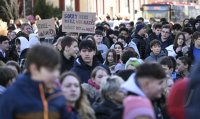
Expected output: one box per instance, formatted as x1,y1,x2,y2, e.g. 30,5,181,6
0,73,71,119
71,57,110,83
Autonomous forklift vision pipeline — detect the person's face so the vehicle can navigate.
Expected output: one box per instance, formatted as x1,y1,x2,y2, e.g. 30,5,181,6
23,25,33,35
161,28,170,40
176,59,187,73
80,49,95,65
144,79,165,99
107,52,114,63
154,28,161,36
177,35,184,46
194,37,200,48
93,70,108,85
94,34,103,44
0,40,9,51
195,22,200,29
61,76,81,104
126,24,132,31
120,31,129,38
7,32,16,40
183,32,191,41
31,65,60,89
109,34,118,43
161,65,172,75
68,42,79,58
151,44,161,55
139,28,146,35
114,44,122,55
118,38,126,46
112,90,126,103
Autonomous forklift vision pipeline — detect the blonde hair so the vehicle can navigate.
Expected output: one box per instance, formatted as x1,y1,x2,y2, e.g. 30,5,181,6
101,75,124,100
0,19,8,36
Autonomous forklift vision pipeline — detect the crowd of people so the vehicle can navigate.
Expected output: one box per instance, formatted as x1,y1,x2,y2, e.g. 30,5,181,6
0,14,200,119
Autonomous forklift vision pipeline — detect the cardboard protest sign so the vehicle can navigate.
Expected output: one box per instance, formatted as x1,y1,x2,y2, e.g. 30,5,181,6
37,19,56,38
62,11,96,33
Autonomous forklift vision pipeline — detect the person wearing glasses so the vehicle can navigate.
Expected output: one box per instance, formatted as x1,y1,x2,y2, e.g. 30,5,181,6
159,24,173,49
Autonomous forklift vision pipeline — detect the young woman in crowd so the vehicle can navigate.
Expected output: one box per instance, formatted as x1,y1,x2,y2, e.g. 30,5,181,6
60,72,96,119
166,32,186,58
94,75,125,119
82,66,108,104
114,42,124,62
104,49,118,74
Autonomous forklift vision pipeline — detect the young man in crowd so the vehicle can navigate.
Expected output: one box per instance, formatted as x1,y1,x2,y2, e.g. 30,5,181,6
119,28,131,43
145,40,167,62
146,23,162,56
94,30,108,60
129,23,147,59
111,63,167,119
182,27,193,55
0,36,9,63
60,36,79,73
159,24,173,49
71,40,110,83
0,44,71,119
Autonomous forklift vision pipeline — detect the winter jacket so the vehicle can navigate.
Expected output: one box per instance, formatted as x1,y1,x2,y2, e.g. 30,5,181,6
94,99,120,119
0,73,72,119
166,45,183,58
131,33,147,59
60,52,75,73
71,57,110,83
144,51,167,62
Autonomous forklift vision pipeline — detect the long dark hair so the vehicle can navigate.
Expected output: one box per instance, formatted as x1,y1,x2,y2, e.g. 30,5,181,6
173,32,186,50
104,49,118,66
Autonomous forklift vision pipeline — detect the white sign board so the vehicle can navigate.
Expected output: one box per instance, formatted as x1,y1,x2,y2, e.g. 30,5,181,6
37,19,56,38
62,11,96,33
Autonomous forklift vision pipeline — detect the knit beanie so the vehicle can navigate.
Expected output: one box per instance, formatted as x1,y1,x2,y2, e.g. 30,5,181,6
125,58,143,69
135,23,145,33
123,96,155,119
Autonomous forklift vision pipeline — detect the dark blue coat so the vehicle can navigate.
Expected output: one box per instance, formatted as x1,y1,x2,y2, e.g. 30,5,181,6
0,73,72,119
71,57,110,83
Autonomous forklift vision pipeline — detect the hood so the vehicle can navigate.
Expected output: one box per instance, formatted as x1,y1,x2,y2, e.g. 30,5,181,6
29,33,40,48
17,36,29,53
120,73,146,97
150,50,167,58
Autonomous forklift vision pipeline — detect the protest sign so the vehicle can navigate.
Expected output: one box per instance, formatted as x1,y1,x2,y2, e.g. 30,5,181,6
62,11,96,33
37,19,56,38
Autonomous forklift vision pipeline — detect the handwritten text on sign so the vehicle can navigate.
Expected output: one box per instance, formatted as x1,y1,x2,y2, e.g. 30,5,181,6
37,19,56,38
62,12,96,33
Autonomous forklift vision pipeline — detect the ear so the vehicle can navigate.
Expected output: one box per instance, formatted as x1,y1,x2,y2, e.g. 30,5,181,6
64,46,69,52
184,64,189,71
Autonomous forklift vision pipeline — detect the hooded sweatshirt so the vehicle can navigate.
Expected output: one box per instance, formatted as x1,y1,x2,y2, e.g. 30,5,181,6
144,51,167,62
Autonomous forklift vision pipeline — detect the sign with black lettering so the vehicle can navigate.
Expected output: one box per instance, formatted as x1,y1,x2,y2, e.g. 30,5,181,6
37,19,56,38
62,11,96,33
